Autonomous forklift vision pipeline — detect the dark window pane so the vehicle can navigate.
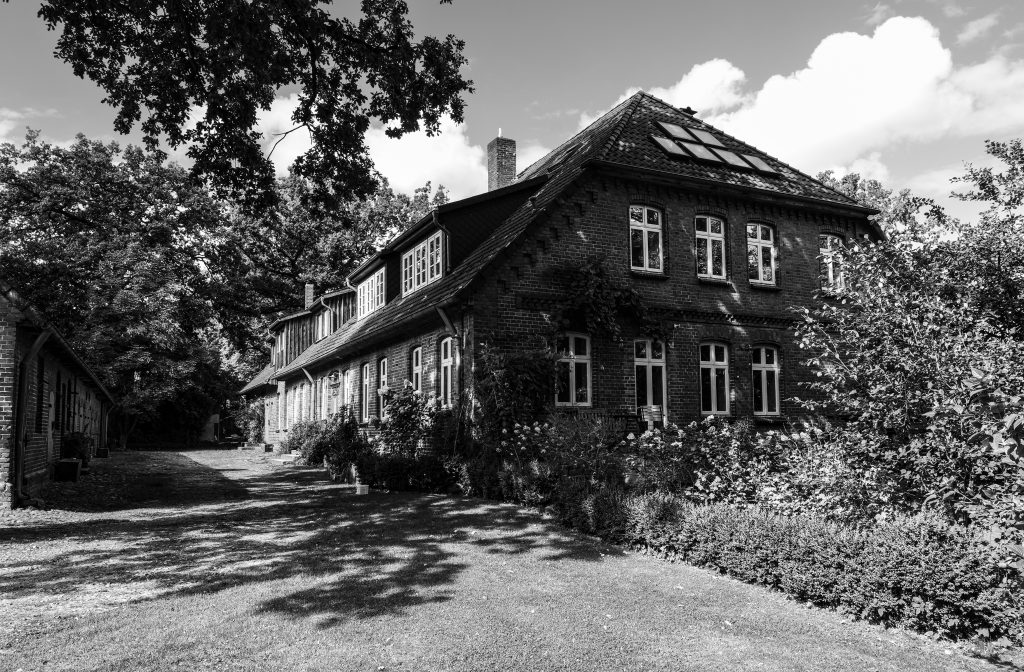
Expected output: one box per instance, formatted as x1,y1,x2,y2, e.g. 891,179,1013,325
748,244,759,280
700,344,711,361
715,368,727,412
557,336,569,354
697,241,709,275
762,246,774,282
648,231,662,270
753,370,763,413
765,348,775,365
652,341,663,359
652,365,664,407
747,223,757,239
767,371,777,413
695,217,708,232
700,368,712,412
752,347,761,364
634,340,647,359
556,362,570,403
647,208,660,225
631,228,645,267
711,239,724,276
710,218,723,234
574,337,587,357
635,365,648,409
575,363,589,404
761,225,772,241
715,345,726,362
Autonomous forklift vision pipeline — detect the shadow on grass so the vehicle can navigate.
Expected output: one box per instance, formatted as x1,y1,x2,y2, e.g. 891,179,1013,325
1,451,600,628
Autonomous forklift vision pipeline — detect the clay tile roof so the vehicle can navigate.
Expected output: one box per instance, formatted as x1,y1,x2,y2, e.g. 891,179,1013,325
239,362,277,395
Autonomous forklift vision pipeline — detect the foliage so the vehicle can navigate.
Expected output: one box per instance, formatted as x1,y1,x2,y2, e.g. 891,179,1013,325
474,341,557,441
322,414,373,480
62,432,94,465
34,0,472,212
0,132,234,442
379,386,430,457
553,255,672,343
353,452,458,493
558,489,1024,646
228,399,265,444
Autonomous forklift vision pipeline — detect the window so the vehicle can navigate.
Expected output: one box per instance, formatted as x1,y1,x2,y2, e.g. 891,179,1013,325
357,268,386,318
747,223,777,285
361,363,371,422
629,206,663,272
410,347,423,392
378,358,389,414
344,369,355,415
274,330,287,368
634,339,666,419
402,231,444,295
819,234,844,290
439,337,454,407
699,342,730,415
35,356,44,433
314,310,332,341
555,333,591,407
752,346,781,416
695,216,727,279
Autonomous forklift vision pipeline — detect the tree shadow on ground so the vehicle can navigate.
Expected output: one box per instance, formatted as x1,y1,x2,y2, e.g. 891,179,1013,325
1,451,604,632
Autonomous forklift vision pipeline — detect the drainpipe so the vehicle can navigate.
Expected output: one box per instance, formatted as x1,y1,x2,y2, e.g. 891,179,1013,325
13,329,52,506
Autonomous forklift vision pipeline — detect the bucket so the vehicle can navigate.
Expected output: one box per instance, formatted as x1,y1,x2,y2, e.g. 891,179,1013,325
354,484,370,495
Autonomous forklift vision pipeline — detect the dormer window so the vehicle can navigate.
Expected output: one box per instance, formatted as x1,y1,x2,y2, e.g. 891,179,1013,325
314,308,332,341
402,231,443,295
357,268,385,319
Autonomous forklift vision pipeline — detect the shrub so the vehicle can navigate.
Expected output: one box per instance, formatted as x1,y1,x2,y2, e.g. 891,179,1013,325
379,386,430,457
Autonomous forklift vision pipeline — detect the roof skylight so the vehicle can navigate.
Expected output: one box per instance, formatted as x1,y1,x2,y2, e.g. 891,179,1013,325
679,141,722,163
652,136,688,157
687,128,725,147
712,148,752,169
655,121,697,142
742,154,777,173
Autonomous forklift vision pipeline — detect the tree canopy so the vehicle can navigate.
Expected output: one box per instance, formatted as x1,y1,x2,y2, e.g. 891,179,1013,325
25,0,472,212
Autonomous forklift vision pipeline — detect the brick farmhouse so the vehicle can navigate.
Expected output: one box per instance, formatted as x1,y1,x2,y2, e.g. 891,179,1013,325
1,280,115,509
241,92,879,447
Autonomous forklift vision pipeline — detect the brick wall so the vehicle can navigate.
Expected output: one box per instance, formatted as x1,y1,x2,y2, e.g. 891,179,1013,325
471,171,874,425
0,295,17,509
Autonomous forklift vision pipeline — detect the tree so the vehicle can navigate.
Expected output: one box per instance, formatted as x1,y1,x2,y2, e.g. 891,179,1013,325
23,0,472,212
0,131,232,444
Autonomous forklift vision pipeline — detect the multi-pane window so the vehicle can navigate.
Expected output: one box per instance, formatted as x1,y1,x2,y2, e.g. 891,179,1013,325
361,363,371,422
752,346,781,416
344,368,355,415
695,216,727,279
357,268,386,318
555,333,591,407
402,231,444,295
439,337,454,407
378,358,389,414
699,342,730,415
410,347,423,392
314,310,332,341
819,234,844,290
747,224,777,285
634,339,666,419
629,205,663,273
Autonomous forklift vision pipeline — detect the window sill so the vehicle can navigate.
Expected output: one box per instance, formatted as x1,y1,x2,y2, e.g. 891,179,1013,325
696,277,734,288
749,282,782,292
753,415,787,425
630,269,669,281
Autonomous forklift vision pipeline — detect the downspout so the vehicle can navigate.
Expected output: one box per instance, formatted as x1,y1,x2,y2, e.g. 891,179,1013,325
13,329,52,506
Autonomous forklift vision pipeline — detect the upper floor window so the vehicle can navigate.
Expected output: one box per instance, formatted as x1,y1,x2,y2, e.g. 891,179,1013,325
747,223,777,285
819,234,844,290
629,206,663,273
555,333,591,407
314,309,332,341
402,231,444,295
699,342,730,415
634,339,666,419
439,337,454,407
357,268,386,319
696,216,727,280
752,345,780,416
274,330,287,368
410,346,423,393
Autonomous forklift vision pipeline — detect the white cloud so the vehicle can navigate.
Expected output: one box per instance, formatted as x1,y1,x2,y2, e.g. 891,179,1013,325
578,59,748,128
866,3,892,26
829,152,892,184
0,107,58,143
957,12,1000,44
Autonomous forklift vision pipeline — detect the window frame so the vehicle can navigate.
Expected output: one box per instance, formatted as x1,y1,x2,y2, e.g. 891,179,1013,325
439,337,454,407
746,223,778,286
819,233,845,291
357,267,386,319
752,345,781,416
629,205,664,273
410,346,423,393
554,333,592,407
361,363,371,422
344,368,355,415
402,231,444,295
633,338,667,420
695,215,728,280
378,357,389,414
699,341,730,415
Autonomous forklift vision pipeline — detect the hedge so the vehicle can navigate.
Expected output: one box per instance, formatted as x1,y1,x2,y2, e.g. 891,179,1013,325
555,486,1023,646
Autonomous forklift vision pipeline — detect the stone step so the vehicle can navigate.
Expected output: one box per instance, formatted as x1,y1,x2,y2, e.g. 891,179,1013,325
271,453,298,464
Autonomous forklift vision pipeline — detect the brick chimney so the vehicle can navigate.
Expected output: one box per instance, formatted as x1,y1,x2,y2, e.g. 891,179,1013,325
487,130,516,191
304,282,315,309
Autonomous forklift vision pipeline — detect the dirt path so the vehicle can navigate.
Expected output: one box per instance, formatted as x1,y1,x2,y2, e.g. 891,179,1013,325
0,449,1014,671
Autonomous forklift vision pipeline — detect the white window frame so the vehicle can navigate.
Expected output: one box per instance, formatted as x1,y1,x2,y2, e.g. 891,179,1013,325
357,268,386,319
746,223,777,286
819,234,844,290
402,231,444,295
439,337,454,407
361,363,371,422
344,368,354,415
411,347,423,393
634,339,667,420
554,333,592,407
629,205,663,273
699,342,730,415
695,216,727,280
378,357,389,414
752,345,781,416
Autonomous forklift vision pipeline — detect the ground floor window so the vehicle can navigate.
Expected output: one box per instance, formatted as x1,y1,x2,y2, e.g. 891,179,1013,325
752,345,780,415
378,358,389,414
700,342,730,415
634,339,666,421
555,333,591,407
440,338,454,407
411,347,422,392
361,363,370,422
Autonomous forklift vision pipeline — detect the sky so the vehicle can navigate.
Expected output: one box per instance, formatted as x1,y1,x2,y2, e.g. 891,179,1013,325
2,1,1023,222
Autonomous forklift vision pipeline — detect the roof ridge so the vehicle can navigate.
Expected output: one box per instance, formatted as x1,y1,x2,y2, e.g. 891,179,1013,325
596,92,646,161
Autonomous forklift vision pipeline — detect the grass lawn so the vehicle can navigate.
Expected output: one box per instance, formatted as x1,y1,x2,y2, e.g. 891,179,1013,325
0,449,1014,671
